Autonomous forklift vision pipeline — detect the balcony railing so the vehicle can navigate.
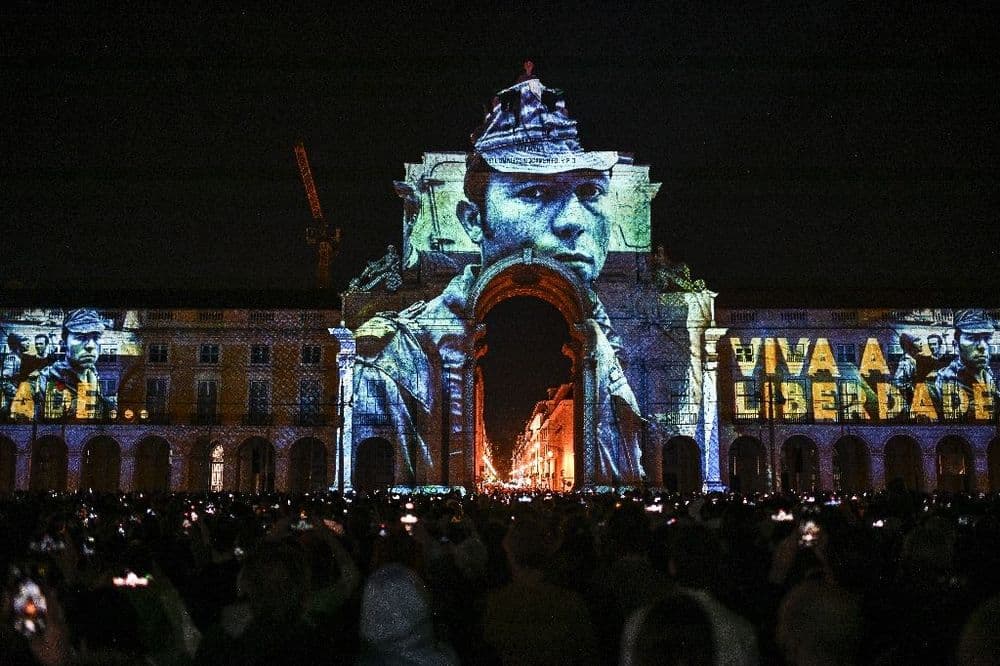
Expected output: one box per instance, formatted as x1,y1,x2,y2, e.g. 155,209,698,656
295,411,328,427
189,412,222,426
243,412,274,426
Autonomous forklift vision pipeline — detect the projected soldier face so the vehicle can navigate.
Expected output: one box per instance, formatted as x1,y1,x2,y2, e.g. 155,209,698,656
957,331,991,371
927,334,944,358
65,331,100,371
33,335,48,357
471,170,611,284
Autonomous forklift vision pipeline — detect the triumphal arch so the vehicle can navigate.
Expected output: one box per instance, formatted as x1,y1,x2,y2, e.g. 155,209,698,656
332,75,725,491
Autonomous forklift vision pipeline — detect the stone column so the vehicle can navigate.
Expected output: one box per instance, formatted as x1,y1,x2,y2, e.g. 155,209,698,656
581,321,599,488
331,325,356,492
120,449,136,492
922,445,938,492
273,442,290,493
701,328,727,492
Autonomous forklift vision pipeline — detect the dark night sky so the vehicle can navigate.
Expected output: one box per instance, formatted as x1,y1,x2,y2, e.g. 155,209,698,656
2,4,998,305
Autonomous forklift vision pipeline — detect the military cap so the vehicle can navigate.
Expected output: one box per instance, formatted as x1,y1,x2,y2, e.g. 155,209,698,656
472,76,618,174
953,309,994,334
62,308,105,334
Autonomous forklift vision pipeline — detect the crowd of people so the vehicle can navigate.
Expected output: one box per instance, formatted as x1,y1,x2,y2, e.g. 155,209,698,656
1,485,999,664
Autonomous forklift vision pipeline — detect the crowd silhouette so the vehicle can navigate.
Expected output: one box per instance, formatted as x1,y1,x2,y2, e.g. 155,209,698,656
1,485,999,664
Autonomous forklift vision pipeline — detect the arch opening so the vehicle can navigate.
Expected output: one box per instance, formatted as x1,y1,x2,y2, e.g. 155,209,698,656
833,435,870,493
237,437,274,493
663,436,701,493
781,435,819,493
936,435,973,493
135,436,171,492
355,437,394,492
885,435,923,491
81,436,121,492
289,437,327,492
729,436,767,494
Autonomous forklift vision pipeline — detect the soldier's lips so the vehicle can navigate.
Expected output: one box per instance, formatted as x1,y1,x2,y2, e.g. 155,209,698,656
553,253,593,266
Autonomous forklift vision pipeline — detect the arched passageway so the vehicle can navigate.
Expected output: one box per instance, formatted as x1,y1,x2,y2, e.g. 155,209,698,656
663,436,701,493
729,436,767,494
884,435,923,491
833,435,870,493
187,437,212,492
81,436,121,492
781,435,820,493
135,436,171,492
289,437,327,492
936,436,974,493
0,437,16,493
30,436,67,491
237,437,275,493
355,437,394,492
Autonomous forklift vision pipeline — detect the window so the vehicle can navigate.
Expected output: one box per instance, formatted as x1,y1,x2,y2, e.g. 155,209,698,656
99,377,118,400
199,344,219,364
734,380,760,420
785,344,806,363
301,345,321,365
250,345,271,365
198,311,223,322
148,343,168,363
835,344,856,364
197,380,218,422
734,345,754,364
248,380,270,423
299,379,322,425
98,346,118,363
146,378,168,419
249,311,274,325
359,379,390,425
730,311,757,324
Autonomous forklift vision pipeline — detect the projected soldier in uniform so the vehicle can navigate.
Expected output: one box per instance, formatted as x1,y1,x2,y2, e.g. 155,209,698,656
34,309,109,419
353,75,646,485
928,309,997,419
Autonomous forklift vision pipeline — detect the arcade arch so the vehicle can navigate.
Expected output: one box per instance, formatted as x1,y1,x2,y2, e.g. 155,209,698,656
936,436,973,493
237,437,275,493
781,435,819,493
729,436,767,493
833,435,870,493
663,436,701,493
355,437,394,492
289,437,327,492
0,436,15,493
469,257,589,488
884,435,923,491
30,436,67,491
187,437,212,492
134,436,171,492
81,436,121,492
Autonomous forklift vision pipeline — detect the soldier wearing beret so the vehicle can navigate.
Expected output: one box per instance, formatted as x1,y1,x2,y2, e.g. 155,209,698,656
34,309,109,419
929,309,998,420
353,72,646,484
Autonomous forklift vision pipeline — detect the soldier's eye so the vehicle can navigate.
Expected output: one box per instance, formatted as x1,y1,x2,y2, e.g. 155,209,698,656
576,182,605,200
516,185,549,200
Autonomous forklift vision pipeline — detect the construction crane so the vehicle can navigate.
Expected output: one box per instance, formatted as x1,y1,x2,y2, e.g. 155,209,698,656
294,141,341,290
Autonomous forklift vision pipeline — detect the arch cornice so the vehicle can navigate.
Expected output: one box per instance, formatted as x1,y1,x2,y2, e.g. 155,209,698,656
466,250,591,325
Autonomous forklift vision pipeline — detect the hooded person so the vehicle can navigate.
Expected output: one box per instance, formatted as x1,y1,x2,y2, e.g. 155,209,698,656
352,71,647,486
358,563,459,666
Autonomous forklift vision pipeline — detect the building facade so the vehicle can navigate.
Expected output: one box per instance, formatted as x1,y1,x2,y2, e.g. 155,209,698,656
1,307,342,493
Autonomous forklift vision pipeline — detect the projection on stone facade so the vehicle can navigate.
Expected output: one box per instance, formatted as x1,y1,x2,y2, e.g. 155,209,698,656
336,73,721,491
